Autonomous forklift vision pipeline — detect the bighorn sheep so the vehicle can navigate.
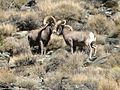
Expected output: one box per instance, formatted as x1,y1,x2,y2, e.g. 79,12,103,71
53,20,97,59
28,16,56,55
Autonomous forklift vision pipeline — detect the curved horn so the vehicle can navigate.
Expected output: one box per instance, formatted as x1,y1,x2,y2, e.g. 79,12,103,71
64,25,74,31
54,20,66,29
43,16,56,25
56,20,66,26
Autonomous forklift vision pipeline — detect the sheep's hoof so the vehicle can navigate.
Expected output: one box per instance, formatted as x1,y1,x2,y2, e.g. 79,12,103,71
92,56,97,60
89,56,97,61
83,61,90,67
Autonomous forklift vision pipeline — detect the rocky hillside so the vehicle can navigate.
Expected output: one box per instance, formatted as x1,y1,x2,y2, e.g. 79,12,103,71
0,0,120,90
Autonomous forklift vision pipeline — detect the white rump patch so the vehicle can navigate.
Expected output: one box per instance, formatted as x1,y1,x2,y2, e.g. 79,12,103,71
88,32,96,42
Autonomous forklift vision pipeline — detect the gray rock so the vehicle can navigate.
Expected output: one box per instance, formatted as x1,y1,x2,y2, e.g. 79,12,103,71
99,7,115,17
106,38,120,45
12,31,28,39
0,52,10,59
0,52,10,67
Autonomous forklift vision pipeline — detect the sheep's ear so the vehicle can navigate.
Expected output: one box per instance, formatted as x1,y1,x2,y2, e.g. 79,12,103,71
62,20,66,25
58,25,64,35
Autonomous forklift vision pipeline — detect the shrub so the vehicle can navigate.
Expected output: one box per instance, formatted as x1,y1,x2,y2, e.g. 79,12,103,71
10,54,35,67
96,45,106,57
59,52,86,74
16,15,41,31
51,0,83,20
0,37,31,56
0,0,26,10
71,74,88,84
0,69,16,84
108,67,120,85
16,77,37,89
98,53,120,68
45,71,64,89
0,23,17,36
38,0,83,20
98,79,119,90
87,14,117,35
112,13,120,38
48,34,66,51
96,34,107,45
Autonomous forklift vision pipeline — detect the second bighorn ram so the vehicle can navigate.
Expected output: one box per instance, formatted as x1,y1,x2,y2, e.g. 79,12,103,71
53,20,97,59
28,16,56,55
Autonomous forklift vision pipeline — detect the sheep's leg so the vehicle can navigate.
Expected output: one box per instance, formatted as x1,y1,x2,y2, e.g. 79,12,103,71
70,39,73,54
91,42,97,57
92,45,97,57
88,44,92,60
73,46,76,53
43,47,46,55
40,41,44,55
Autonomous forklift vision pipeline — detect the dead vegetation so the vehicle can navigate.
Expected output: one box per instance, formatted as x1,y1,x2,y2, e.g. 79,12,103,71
0,0,120,90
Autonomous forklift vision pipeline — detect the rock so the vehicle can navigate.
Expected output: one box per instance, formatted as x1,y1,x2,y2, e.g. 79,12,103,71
103,1,118,8
34,55,51,65
0,52,10,60
0,52,10,67
12,31,28,39
99,7,116,17
25,0,36,7
60,77,73,90
106,38,120,45
20,0,38,11
20,5,31,11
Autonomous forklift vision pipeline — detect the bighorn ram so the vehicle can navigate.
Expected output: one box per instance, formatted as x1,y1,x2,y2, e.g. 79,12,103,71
53,20,97,59
28,16,56,55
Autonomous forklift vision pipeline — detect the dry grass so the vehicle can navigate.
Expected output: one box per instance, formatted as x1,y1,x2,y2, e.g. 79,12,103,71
112,13,120,38
71,67,120,90
59,52,86,74
37,0,84,19
1,37,31,55
96,53,120,68
105,53,120,68
96,45,106,57
45,71,64,88
0,69,16,84
48,34,66,50
98,79,119,90
96,34,107,45
118,1,120,11
87,14,117,35
0,0,26,10
51,0,83,19
0,0,119,89
10,53,34,67
108,67,120,85
0,23,17,36
24,64,45,78
16,76,37,89
71,74,88,84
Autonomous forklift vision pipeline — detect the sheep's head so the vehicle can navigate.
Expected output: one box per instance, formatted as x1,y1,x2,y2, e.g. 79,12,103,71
53,20,66,35
43,16,56,26
53,20,73,35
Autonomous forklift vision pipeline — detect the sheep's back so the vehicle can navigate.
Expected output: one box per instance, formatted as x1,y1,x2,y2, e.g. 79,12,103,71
28,29,40,41
64,31,89,42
